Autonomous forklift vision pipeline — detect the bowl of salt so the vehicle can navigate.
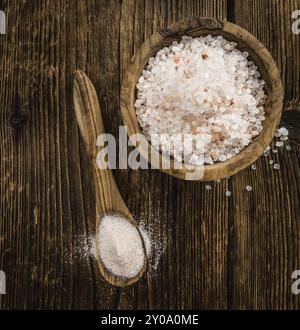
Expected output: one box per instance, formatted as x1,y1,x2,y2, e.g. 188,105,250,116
120,18,283,181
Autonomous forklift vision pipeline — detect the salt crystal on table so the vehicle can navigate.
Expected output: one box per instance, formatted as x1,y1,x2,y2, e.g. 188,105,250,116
251,164,256,170
205,184,212,190
263,146,270,156
280,136,288,141
275,141,284,147
245,185,253,192
269,160,274,165
286,145,291,151
273,164,280,170
278,127,289,136
225,191,231,197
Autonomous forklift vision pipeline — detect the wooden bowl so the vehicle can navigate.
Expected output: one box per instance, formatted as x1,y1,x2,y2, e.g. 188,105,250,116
120,18,283,181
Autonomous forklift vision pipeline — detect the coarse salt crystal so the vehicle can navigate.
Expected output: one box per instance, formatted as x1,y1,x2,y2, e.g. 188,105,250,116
278,127,289,136
280,136,288,141
273,164,280,170
135,35,266,165
275,141,284,147
245,185,253,192
225,191,231,197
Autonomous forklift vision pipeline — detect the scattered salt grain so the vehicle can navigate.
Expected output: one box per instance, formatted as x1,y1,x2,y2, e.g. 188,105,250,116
251,164,256,170
138,225,152,257
269,160,274,165
273,164,280,170
245,185,253,192
138,217,167,277
205,184,212,190
225,191,231,197
99,214,146,278
280,136,288,141
263,145,270,156
272,148,278,153
275,141,284,147
135,35,266,165
277,127,289,136
286,145,291,151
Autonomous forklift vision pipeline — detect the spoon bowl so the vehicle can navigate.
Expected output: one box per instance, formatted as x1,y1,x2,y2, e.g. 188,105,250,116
96,211,147,287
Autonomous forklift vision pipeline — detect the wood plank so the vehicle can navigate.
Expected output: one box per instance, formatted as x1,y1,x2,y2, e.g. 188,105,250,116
228,110,300,309
0,0,121,309
227,0,300,309
232,0,300,109
120,0,228,310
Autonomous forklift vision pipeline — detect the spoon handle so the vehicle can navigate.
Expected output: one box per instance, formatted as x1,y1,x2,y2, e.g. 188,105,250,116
73,70,131,220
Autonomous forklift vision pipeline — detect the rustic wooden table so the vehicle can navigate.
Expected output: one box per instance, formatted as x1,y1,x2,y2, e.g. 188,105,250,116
0,0,299,310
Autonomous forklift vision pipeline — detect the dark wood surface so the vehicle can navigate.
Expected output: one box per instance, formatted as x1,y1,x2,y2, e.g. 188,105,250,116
0,0,299,310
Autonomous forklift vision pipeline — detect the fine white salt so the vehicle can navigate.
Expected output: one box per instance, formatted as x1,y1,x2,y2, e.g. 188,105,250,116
138,225,152,257
135,35,266,165
99,214,146,278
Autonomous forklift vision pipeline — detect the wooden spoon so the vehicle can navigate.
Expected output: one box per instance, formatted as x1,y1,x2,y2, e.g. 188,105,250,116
73,70,147,287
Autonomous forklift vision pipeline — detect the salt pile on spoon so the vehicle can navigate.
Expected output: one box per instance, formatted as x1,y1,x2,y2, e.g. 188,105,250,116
99,214,148,278
135,35,266,165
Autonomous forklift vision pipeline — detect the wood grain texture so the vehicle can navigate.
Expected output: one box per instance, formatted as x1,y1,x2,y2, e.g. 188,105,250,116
231,0,300,110
0,0,299,310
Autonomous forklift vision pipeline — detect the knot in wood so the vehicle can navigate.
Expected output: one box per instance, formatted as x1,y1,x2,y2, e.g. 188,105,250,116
9,110,29,129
